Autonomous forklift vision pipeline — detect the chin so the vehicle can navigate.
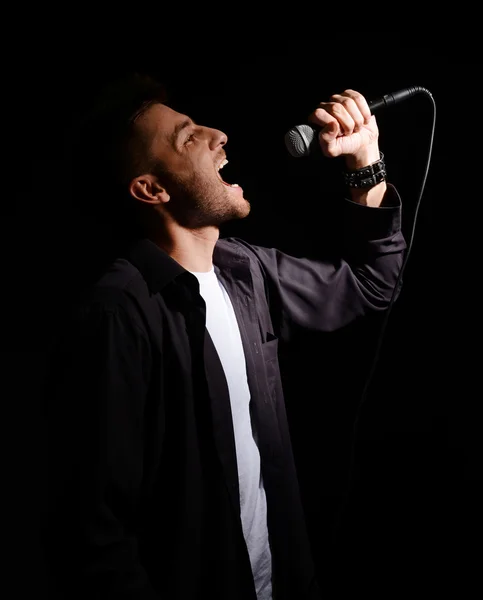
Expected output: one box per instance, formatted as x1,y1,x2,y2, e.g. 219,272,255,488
240,202,251,219
231,197,251,220
212,204,249,227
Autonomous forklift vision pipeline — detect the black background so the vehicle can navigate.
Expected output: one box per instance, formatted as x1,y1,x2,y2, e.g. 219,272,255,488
3,30,480,597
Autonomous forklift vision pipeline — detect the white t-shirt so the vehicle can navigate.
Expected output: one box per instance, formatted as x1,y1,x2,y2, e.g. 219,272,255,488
190,266,272,600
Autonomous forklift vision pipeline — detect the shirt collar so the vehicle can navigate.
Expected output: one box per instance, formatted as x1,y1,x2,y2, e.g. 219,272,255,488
122,237,251,294
121,238,186,293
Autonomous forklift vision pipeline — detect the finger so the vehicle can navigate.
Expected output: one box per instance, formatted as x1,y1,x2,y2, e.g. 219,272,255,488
329,94,365,133
339,89,372,125
308,108,341,140
319,119,339,144
309,101,356,136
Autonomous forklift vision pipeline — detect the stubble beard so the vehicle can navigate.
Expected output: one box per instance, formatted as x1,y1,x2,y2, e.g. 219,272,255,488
165,173,250,229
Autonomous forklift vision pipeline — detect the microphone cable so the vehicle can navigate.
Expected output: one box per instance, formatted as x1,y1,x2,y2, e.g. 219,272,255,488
304,86,436,598
336,85,436,539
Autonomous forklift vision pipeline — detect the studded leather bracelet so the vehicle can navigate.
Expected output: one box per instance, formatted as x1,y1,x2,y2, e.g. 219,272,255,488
343,152,386,189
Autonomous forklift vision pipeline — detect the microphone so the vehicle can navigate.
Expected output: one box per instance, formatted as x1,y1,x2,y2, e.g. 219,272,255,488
285,86,428,157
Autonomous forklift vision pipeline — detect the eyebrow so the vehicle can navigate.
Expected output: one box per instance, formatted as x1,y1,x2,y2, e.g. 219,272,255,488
171,118,195,146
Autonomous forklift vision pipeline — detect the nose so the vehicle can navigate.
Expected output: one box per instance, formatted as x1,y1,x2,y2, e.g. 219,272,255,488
208,127,227,151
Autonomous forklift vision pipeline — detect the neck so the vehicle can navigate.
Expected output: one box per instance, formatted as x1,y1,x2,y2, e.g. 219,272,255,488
151,223,219,272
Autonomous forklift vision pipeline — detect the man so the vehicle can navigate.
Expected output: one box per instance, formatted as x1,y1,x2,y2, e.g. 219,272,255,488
44,73,406,599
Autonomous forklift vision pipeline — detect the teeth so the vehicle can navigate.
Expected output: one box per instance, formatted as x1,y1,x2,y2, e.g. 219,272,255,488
216,158,239,188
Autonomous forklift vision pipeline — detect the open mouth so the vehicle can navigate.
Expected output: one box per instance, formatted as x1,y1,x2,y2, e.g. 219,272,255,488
216,158,240,188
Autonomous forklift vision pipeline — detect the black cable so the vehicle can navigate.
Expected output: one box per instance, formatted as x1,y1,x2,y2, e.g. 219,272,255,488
306,85,436,599
337,86,437,534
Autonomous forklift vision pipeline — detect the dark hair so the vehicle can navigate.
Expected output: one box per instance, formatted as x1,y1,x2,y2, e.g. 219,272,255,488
69,71,169,243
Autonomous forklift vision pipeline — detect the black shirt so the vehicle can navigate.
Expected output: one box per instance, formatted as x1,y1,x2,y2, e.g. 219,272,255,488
44,186,406,599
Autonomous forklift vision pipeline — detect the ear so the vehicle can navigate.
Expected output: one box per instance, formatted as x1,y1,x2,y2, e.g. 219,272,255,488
129,174,170,206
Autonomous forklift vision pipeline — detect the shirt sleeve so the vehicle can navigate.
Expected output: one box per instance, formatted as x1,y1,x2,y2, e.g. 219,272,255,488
44,296,161,599
232,184,406,337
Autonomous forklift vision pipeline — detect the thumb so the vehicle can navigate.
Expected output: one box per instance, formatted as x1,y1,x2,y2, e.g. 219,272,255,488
320,119,339,143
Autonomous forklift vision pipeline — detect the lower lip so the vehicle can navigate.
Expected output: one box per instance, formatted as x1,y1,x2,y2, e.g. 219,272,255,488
222,181,243,193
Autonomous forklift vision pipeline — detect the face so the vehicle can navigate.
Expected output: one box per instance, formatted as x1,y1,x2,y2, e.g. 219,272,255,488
134,103,250,228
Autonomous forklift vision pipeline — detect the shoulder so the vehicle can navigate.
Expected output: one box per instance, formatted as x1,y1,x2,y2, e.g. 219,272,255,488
70,258,151,334
216,236,278,276
216,236,271,264
216,236,252,253
216,237,278,299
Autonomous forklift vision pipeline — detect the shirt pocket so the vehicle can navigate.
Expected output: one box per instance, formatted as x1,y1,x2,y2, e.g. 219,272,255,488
261,332,280,395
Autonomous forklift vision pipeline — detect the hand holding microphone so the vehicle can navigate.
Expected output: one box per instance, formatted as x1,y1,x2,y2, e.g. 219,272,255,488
285,86,429,160
306,88,381,169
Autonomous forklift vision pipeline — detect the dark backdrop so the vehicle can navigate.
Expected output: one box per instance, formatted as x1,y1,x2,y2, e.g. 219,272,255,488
3,32,480,597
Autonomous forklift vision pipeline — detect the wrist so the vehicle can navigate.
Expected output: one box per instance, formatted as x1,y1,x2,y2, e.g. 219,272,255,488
345,144,381,170
349,181,387,207
343,152,386,191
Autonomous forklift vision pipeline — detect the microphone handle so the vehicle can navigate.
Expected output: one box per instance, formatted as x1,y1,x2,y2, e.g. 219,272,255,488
368,86,424,112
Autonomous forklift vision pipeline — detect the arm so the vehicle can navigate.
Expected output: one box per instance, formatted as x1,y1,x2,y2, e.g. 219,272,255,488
44,295,161,599
235,183,405,338
245,89,405,337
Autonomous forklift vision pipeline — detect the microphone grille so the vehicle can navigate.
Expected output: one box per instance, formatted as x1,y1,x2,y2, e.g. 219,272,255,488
284,124,317,158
